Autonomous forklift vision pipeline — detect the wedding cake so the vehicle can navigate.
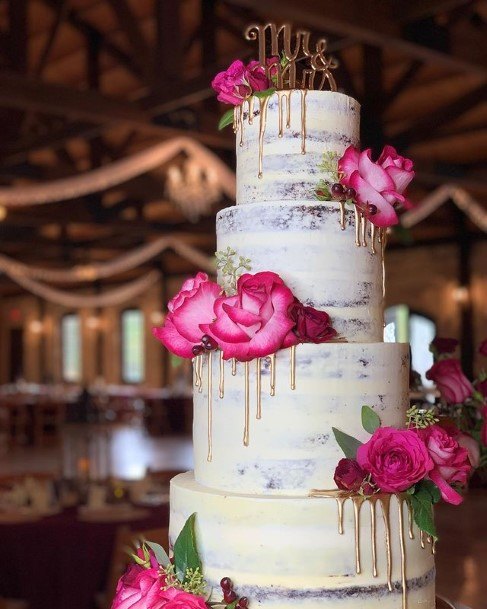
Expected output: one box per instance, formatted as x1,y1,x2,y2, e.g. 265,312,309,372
145,23,470,609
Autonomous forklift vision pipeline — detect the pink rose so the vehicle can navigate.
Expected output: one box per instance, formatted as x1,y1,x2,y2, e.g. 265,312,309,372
479,339,487,357
477,379,487,401
438,419,480,468
430,337,459,355
481,406,487,446
356,427,433,493
334,458,369,493
266,56,279,80
288,301,337,344
246,60,271,92
426,359,473,404
211,60,252,105
153,273,221,358
201,272,297,361
338,145,414,228
111,563,166,609
416,424,471,505
158,588,207,609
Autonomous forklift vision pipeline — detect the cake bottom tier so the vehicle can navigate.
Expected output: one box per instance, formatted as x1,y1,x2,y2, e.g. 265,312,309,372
170,472,436,609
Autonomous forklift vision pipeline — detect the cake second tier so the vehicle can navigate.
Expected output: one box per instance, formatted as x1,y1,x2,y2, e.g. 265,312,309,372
193,342,409,495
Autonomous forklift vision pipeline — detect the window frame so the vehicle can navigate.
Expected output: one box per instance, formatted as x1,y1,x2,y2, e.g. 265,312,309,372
120,307,145,384
61,312,82,383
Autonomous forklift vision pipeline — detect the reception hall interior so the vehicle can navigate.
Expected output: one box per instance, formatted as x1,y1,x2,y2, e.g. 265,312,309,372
0,1,485,609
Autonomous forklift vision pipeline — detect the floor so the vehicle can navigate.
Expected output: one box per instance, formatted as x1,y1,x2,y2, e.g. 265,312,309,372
2,432,485,609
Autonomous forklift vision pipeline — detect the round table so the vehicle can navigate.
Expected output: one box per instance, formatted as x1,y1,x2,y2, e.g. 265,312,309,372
0,504,169,609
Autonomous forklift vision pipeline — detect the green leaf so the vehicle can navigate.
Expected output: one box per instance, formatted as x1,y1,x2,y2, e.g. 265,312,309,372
173,513,202,583
144,541,170,567
410,495,437,540
332,427,363,459
415,479,441,504
361,405,381,434
218,109,234,130
253,87,276,98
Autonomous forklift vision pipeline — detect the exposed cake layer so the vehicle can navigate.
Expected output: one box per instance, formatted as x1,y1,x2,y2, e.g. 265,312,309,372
217,201,384,343
236,90,360,206
170,472,435,609
193,343,409,495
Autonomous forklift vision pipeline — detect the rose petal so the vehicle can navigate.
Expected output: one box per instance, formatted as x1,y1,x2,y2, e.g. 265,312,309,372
386,166,415,194
172,281,221,342
358,149,396,192
152,319,195,358
349,172,399,227
222,301,262,327
429,468,464,505
338,146,360,185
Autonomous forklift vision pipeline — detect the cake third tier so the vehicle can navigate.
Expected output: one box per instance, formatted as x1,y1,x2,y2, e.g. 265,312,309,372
193,342,409,495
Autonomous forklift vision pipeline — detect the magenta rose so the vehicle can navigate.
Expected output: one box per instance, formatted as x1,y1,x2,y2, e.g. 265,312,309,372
338,145,414,228
430,337,459,355
158,588,207,609
426,359,473,404
477,379,487,401
288,301,337,344
479,339,487,357
481,406,487,447
416,424,471,505
266,56,279,80
356,427,433,493
245,60,271,92
111,562,166,609
153,273,221,358
201,271,297,361
334,458,369,493
211,60,252,105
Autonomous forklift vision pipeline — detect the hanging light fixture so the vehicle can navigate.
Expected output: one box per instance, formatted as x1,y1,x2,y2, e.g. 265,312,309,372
166,158,221,222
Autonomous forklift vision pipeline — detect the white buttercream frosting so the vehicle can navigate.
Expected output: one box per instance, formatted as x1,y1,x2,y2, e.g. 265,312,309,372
217,201,384,343
171,472,436,609
236,90,360,206
193,343,409,495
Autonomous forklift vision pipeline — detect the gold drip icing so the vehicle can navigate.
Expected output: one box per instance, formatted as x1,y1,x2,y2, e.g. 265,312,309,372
300,89,307,154
381,229,388,302
285,91,291,128
379,495,393,592
269,353,276,396
352,496,364,574
256,357,262,420
197,355,204,393
277,91,284,137
398,498,407,609
370,498,378,577
338,201,346,230
239,105,245,147
219,351,224,399
290,345,296,390
232,106,239,133
420,530,425,549
337,496,346,535
361,214,368,247
194,355,202,389
243,361,250,446
407,500,414,540
248,96,254,125
206,353,213,462
370,224,377,254
354,207,361,246
231,358,237,376
257,96,271,179
432,539,437,555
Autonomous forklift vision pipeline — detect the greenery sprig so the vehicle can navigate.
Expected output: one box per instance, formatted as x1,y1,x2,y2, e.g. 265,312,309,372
216,247,252,295
161,564,207,596
406,406,439,429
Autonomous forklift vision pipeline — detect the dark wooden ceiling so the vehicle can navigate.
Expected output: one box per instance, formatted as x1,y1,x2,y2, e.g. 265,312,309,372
0,0,486,297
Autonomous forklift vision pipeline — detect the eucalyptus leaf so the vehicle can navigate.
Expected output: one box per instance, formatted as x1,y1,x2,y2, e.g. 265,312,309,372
332,427,363,459
145,541,170,567
218,109,234,131
253,87,276,98
361,405,381,434
173,513,202,583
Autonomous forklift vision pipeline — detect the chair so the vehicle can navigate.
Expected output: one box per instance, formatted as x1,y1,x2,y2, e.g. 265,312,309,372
97,526,169,609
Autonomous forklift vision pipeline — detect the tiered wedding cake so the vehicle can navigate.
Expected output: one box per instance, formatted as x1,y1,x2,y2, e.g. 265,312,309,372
167,24,435,609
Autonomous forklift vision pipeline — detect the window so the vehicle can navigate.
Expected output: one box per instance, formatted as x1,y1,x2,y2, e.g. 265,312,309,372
61,313,82,382
385,305,436,386
121,309,145,383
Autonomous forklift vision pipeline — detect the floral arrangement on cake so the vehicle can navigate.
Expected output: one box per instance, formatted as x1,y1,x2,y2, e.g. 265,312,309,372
424,336,487,476
315,145,415,228
212,57,280,129
331,404,476,539
111,514,248,609
153,248,337,361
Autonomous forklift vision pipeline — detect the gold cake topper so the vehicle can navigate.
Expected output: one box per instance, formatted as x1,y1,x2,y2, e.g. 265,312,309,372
245,23,338,91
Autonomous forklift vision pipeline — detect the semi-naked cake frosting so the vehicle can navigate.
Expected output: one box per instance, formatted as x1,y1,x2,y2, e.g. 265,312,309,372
170,84,436,606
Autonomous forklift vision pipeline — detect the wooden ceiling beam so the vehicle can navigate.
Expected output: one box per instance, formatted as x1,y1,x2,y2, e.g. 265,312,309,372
226,0,487,76
393,0,474,24
391,82,487,148
0,71,233,149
